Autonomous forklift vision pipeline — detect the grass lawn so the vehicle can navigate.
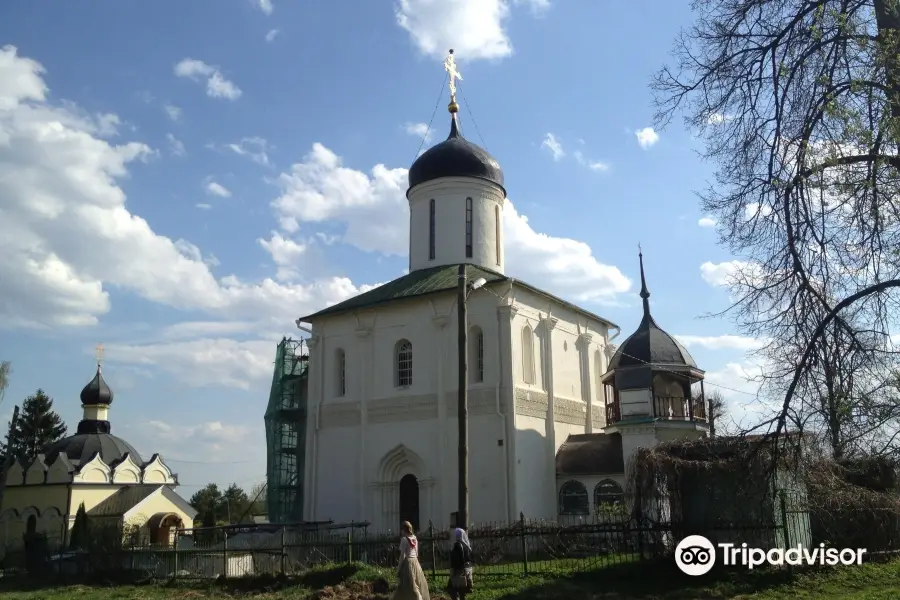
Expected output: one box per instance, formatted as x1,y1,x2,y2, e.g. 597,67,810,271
1,558,899,599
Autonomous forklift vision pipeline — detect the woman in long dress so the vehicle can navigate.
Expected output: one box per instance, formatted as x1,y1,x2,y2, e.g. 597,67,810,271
447,528,473,600
392,521,431,600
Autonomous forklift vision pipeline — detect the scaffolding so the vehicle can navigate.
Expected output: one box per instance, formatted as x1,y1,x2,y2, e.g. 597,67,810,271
264,337,309,524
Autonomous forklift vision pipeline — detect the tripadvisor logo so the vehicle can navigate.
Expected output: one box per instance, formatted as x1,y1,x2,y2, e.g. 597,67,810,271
675,535,867,576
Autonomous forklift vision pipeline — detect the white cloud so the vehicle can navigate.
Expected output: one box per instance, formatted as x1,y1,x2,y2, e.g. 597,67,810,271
700,260,756,287
258,232,312,282
744,202,773,219
174,58,242,101
226,136,270,166
675,334,767,351
635,127,659,149
256,0,274,15
573,150,609,172
704,360,779,432
205,181,232,198
404,122,433,144
272,143,410,255
541,133,564,161
265,29,280,42
698,216,716,228
166,133,186,156
106,338,274,390
395,0,551,61
196,203,212,210
271,142,632,304
0,46,382,332
164,104,181,122
514,0,551,13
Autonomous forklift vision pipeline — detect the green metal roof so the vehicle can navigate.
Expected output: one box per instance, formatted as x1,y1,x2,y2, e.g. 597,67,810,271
298,263,619,330
299,264,508,321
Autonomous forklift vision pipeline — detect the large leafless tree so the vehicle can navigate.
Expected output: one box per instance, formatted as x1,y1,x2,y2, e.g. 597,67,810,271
654,0,900,450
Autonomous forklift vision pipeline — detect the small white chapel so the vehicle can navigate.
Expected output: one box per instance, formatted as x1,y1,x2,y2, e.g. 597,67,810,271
294,53,711,531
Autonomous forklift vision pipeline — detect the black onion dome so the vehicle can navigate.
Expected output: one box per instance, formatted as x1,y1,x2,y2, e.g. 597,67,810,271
408,115,505,193
80,365,113,406
607,252,698,371
42,433,143,466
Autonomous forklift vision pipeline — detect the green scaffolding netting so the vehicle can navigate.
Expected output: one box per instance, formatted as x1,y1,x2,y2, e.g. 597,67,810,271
264,337,308,524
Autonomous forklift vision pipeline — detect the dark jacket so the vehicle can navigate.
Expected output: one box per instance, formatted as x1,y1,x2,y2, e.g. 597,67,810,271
450,541,471,570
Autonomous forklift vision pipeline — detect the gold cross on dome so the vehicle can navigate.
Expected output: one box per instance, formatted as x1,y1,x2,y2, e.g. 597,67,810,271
444,49,463,102
96,343,104,365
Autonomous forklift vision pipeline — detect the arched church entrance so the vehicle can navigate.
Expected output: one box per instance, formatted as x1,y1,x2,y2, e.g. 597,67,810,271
399,474,420,531
372,445,434,531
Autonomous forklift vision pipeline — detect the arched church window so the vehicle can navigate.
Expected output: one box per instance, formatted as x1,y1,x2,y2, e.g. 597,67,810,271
521,326,535,385
495,205,501,265
26,514,37,535
470,326,484,383
429,199,436,260
465,197,473,258
335,348,346,397
396,340,413,387
594,479,624,508
558,480,589,515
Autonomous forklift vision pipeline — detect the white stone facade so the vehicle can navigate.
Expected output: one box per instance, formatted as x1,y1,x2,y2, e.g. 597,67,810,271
301,283,616,530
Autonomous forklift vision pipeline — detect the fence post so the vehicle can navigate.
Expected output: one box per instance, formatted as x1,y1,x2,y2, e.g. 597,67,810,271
519,512,528,576
780,491,792,576
429,520,437,578
172,529,179,581
347,529,353,565
223,531,228,580
281,526,287,575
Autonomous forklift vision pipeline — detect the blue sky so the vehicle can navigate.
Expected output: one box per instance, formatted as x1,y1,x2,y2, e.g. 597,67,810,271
0,0,767,498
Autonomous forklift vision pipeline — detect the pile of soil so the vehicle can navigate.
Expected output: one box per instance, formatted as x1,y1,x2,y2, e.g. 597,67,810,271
310,579,449,600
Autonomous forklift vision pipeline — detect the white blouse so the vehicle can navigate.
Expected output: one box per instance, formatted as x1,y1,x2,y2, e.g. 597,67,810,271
400,535,418,559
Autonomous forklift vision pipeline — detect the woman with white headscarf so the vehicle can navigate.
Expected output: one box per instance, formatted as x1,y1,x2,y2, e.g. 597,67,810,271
447,527,473,600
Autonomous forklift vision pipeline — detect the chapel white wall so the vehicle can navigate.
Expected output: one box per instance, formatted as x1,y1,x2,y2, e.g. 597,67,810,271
407,177,506,274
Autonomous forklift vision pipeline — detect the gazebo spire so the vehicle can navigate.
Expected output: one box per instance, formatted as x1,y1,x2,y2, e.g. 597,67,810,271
638,245,651,319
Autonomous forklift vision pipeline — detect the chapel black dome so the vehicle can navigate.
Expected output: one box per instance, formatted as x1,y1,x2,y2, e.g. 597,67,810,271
42,433,143,466
80,365,113,406
408,115,505,193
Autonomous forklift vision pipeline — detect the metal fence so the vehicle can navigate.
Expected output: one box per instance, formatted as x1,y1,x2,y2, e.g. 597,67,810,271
3,490,898,583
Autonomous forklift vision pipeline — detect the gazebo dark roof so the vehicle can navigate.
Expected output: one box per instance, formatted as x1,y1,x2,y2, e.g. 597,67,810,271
607,252,698,371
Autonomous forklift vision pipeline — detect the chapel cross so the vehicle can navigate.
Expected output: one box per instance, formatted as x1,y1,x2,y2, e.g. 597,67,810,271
96,343,104,366
444,49,463,103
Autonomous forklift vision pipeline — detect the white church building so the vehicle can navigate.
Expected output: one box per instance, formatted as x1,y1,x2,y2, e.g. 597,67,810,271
295,64,710,531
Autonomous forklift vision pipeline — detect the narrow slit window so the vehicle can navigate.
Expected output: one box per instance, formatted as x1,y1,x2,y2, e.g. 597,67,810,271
495,205,501,265
465,197,473,258
429,199,436,260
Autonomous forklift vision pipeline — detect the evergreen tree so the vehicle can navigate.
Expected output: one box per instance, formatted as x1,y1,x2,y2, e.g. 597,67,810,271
3,389,67,462
69,502,90,550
